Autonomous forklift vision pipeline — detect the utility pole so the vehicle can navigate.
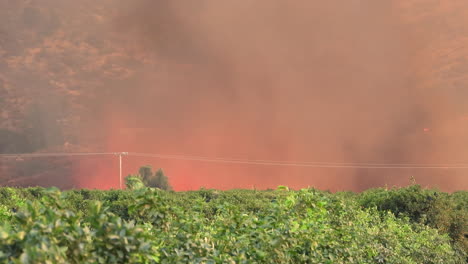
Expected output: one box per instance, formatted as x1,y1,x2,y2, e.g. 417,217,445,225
116,152,128,189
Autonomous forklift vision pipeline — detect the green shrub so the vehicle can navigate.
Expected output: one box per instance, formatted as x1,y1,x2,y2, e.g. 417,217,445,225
0,186,465,263
133,166,173,190
0,189,159,263
357,185,437,222
357,185,467,258
125,175,145,190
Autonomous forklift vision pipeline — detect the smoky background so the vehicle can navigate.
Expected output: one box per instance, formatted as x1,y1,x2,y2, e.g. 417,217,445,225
1,0,467,191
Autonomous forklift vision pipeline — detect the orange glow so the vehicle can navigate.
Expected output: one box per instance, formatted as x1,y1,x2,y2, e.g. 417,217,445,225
69,0,468,192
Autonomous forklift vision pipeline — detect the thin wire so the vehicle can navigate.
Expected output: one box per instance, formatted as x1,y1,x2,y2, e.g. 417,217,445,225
129,153,468,169
129,152,468,167
1,151,468,169
0,152,117,158
0,152,121,186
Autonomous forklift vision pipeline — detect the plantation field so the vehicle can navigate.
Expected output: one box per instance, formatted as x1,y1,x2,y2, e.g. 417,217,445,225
0,185,466,263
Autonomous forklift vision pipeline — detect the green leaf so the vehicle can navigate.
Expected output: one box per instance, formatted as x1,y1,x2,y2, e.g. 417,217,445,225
20,252,29,264
0,230,8,240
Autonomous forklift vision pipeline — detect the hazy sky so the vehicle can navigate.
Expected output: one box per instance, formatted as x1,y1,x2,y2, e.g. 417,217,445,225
1,0,467,190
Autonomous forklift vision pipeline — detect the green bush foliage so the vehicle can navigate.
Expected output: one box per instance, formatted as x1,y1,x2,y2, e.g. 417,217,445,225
0,186,465,263
148,169,172,191
0,189,159,263
127,166,173,190
358,185,467,257
125,175,146,190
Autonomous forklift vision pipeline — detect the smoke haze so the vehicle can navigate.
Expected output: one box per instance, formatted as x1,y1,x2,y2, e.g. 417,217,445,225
85,0,464,191
1,0,467,191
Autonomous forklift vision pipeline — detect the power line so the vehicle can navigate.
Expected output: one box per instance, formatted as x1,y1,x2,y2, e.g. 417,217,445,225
0,152,128,189
1,152,468,169
0,152,117,158
1,151,467,189
128,153,468,169
131,152,468,166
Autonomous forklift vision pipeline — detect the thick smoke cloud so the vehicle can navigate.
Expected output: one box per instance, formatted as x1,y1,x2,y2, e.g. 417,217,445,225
3,1,465,191
78,0,467,191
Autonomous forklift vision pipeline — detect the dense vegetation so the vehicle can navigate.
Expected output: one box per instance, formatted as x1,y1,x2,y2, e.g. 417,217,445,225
0,185,466,263
126,166,172,191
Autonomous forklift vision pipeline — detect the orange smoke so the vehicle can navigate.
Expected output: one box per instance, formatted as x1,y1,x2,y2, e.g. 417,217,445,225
71,0,468,191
